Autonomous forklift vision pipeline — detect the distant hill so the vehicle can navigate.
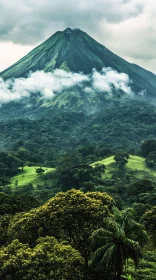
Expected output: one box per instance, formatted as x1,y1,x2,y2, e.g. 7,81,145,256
92,155,156,179
1,28,156,97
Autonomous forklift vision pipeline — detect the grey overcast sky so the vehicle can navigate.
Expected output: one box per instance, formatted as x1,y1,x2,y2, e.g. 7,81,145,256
0,0,156,73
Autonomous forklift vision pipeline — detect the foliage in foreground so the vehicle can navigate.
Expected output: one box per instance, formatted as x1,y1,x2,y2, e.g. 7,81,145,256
0,237,84,280
0,190,150,280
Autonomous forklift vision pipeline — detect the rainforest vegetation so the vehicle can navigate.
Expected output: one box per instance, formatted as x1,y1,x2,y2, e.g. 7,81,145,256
0,100,156,279
0,134,156,279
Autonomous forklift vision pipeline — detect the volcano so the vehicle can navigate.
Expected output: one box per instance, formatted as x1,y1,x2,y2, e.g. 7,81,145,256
1,28,156,97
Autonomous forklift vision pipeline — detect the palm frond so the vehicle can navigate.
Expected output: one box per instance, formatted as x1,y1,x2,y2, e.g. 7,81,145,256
91,243,112,265
124,238,141,267
91,228,113,249
101,244,116,269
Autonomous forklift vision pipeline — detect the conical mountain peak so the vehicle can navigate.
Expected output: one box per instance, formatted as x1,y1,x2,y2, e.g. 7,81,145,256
63,28,82,33
64,27,73,32
1,28,156,96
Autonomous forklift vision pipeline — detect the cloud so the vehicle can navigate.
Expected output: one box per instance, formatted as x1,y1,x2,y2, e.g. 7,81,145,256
0,68,134,105
0,0,144,45
0,70,89,103
91,68,132,95
97,0,156,73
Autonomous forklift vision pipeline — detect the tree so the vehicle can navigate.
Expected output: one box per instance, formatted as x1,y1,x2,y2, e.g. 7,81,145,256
55,163,105,191
140,140,156,157
15,147,31,169
114,208,147,248
145,152,156,168
133,250,156,280
0,176,10,187
0,237,84,280
114,152,129,169
127,179,155,198
8,190,114,266
35,167,45,174
142,206,156,246
0,152,20,177
91,218,141,280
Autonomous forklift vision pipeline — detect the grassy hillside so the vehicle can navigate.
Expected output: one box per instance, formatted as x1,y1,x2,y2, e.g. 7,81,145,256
11,166,55,187
10,155,156,188
92,155,156,178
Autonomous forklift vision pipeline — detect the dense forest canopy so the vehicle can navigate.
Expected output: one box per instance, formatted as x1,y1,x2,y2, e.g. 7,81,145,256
0,100,156,164
0,130,156,279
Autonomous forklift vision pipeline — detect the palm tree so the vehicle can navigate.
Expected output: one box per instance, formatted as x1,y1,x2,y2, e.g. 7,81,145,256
91,218,141,280
114,207,148,247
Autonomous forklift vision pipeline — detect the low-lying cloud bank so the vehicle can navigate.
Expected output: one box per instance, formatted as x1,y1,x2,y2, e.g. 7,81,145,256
0,68,134,105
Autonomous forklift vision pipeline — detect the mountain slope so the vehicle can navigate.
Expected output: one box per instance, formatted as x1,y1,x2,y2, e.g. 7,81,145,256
1,28,156,96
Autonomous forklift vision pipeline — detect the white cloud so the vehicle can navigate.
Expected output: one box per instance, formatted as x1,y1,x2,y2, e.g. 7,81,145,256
0,68,134,105
95,0,156,72
92,68,132,95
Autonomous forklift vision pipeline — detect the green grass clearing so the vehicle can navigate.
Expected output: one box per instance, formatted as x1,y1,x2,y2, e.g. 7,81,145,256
11,166,55,187
92,155,156,179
